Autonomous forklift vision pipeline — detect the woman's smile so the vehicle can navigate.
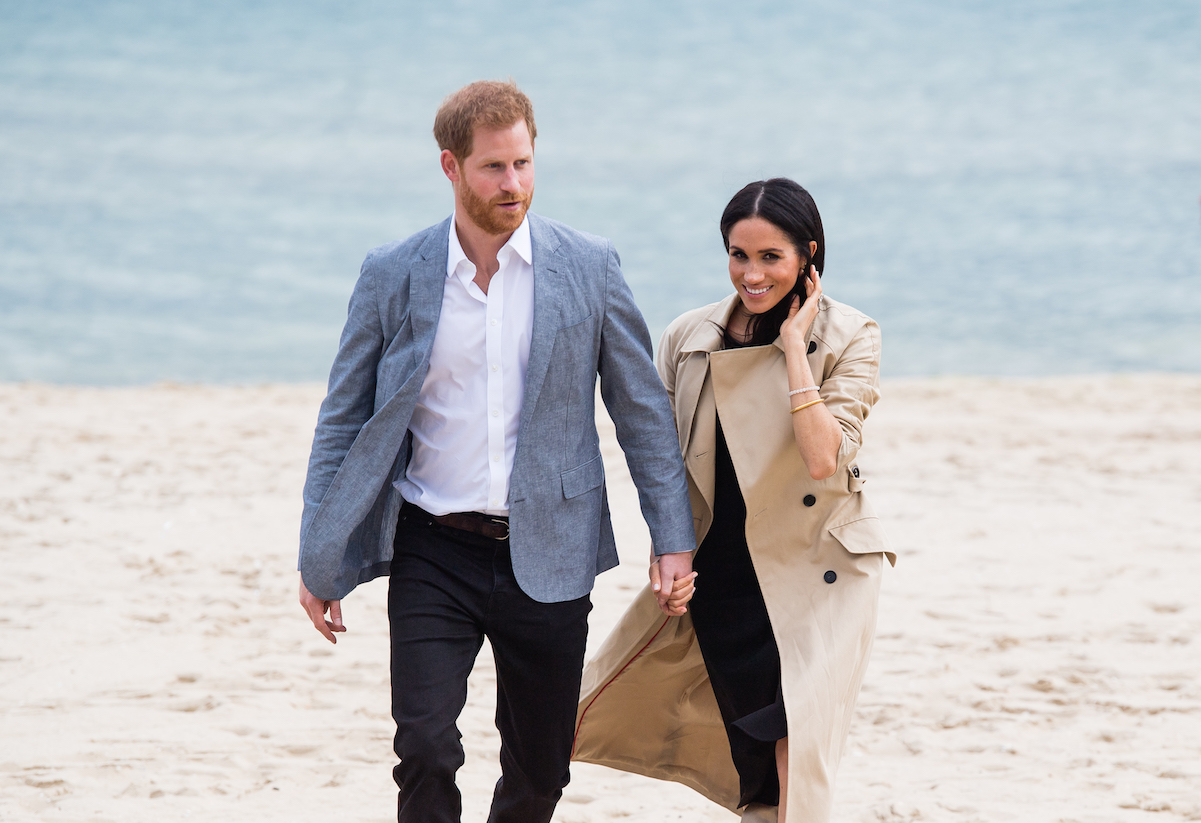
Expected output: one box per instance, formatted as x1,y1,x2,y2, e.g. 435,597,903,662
727,217,802,315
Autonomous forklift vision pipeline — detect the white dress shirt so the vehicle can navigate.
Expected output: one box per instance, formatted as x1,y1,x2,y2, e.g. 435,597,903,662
397,214,534,516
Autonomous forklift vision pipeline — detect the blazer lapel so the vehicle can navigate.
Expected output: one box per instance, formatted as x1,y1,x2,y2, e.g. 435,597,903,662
517,214,565,441
408,217,452,364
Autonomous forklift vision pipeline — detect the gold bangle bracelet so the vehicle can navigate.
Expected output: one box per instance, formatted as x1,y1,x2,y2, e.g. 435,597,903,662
789,398,824,414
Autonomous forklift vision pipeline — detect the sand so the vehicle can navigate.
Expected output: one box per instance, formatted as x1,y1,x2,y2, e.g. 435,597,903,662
2,376,1199,822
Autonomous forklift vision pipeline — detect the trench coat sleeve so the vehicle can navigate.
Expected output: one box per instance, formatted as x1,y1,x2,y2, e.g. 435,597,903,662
818,315,882,467
299,259,384,559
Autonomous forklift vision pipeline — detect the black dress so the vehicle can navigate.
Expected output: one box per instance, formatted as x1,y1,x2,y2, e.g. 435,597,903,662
688,334,787,808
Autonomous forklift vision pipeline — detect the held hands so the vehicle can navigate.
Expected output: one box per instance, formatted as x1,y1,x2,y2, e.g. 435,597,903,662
650,552,697,617
299,574,346,644
780,265,822,353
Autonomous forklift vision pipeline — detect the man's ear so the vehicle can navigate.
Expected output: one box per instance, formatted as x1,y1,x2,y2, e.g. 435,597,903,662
440,149,460,183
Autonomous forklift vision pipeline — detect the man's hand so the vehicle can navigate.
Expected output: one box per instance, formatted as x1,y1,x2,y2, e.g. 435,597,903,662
651,551,695,616
299,574,346,644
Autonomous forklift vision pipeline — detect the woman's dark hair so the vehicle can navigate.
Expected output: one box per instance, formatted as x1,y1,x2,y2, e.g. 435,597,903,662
720,178,825,347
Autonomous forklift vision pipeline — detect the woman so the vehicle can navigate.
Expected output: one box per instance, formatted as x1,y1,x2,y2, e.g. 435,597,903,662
572,179,895,823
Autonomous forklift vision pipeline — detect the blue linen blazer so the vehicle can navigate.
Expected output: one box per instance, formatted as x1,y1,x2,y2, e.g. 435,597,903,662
299,213,695,603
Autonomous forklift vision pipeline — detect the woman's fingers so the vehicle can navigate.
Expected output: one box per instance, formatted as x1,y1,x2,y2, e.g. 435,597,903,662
667,587,694,606
652,568,697,615
668,573,696,599
671,571,697,592
782,266,823,349
667,573,697,610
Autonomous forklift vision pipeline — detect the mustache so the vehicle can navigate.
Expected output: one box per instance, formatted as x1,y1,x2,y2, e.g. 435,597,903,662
490,191,531,206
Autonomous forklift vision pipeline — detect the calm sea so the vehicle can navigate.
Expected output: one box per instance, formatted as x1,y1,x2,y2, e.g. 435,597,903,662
2,0,1199,383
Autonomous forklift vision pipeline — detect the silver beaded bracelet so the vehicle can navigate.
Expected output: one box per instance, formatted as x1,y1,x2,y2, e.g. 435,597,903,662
788,385,820,397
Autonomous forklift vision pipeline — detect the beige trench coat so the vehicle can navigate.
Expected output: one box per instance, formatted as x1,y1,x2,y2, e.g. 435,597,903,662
572,294,896,823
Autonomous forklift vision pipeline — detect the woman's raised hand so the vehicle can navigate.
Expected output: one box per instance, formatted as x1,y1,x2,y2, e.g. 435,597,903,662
780,265,822,352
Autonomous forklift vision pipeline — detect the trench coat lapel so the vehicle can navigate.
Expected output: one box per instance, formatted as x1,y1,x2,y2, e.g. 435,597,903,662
673,295,738,529
517,215,566,441
675,295,737,453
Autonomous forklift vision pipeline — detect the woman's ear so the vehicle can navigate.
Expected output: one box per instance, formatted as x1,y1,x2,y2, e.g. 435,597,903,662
808,240,817,258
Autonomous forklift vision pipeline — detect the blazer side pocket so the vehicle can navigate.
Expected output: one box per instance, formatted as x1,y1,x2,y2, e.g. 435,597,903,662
561,452,605,499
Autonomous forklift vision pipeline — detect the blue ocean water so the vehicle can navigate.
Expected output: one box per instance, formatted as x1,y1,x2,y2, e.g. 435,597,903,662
1,0,1199,384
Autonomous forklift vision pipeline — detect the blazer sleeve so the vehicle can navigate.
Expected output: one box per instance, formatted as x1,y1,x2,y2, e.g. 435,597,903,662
819,316,882,466
596,243,695,557
299,258,384,556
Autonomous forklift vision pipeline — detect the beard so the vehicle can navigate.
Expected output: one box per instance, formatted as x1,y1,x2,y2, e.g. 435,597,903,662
459,181,533,236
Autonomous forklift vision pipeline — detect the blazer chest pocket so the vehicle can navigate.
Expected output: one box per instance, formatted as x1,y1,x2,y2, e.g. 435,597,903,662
557,312,594,333
561,453,605,499
553,313,596,353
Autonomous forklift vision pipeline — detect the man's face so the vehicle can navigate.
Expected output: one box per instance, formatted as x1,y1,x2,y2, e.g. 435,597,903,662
443,120,535,236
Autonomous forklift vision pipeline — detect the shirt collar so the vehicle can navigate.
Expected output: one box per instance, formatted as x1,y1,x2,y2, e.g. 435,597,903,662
447,212,533,279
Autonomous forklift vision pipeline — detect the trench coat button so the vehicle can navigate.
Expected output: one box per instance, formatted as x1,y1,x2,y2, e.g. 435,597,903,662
803,494,816,507
807,341,817,354
824,570,837,584
852,465,860,478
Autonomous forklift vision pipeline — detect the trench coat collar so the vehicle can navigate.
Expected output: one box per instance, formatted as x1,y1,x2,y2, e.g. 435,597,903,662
678,291,836,355
672,291,831,529
679,293,739,355
675,292,814,457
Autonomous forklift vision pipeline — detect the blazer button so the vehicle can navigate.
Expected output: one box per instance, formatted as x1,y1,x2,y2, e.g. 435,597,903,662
803,494,816,507
807,341,817,354
824,570,837,584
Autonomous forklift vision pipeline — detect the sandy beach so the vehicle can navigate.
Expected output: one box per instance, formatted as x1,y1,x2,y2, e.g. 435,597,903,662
2,375,1199,822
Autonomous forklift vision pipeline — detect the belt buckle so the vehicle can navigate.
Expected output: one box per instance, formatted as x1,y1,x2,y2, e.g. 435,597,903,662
490,518,510,541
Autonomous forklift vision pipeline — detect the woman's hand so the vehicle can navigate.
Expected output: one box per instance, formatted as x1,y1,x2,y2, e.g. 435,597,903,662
650,561,698,616
780,265,822,353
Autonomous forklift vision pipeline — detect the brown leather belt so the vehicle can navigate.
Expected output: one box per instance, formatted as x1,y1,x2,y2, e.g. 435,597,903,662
403,502,509,541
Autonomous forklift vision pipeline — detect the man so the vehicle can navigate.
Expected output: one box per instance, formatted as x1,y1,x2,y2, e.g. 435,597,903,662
297,80,695,823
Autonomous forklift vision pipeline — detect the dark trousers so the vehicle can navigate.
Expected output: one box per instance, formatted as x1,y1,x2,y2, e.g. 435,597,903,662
388,505,592,823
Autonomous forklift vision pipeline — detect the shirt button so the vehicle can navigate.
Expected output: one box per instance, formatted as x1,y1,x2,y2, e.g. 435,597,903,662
491,319,498,326
492,409,500,417
491,364,498,371
492,455,500,462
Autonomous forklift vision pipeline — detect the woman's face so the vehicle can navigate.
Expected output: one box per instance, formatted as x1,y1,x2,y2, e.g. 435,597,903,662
727,217,803,315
